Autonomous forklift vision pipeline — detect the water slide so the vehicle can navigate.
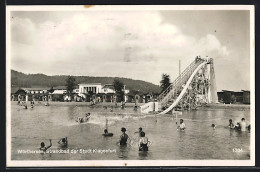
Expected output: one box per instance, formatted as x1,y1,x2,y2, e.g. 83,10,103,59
158,62,207,115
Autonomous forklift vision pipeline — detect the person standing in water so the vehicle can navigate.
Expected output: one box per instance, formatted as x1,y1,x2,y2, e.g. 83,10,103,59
177,119,186,130
119,127,129,145
134,127,143,136
240,118,247,131
138,131,151,151
40,139,52,152
228,119,235,129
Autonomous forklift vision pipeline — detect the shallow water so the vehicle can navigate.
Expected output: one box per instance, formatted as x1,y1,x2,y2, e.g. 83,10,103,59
11,102,250,160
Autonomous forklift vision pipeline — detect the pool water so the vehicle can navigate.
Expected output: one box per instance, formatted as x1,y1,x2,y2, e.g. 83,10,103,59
11,102,250,160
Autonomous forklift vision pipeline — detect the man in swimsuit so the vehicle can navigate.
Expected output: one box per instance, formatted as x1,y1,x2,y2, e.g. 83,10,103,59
40,139,52,152
119,127,128,145
138,131,151,151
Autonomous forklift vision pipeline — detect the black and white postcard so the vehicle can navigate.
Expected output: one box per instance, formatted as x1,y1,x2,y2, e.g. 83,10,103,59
6,5,255,167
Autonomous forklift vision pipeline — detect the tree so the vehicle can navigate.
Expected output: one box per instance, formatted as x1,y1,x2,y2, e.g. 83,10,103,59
160,73,171,93
66,76,76,94
113,79,124,102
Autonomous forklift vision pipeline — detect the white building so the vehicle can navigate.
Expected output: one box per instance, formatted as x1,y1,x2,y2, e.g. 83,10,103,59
78,83,129,95
79,83,103,94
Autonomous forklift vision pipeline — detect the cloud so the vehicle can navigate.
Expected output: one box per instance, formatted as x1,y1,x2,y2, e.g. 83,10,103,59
11,11,230,84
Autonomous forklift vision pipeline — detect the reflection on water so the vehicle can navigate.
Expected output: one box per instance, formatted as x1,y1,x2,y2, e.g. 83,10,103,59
11,102,250,160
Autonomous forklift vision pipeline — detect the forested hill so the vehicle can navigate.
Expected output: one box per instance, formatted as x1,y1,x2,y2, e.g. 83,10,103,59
11,70,161,94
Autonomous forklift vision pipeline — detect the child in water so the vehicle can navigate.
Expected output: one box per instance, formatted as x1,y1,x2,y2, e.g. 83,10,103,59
40,139,52,151
138,131,151,151
58,137,68,147
177,119,186,130
235,122,241,131
228,119,235,129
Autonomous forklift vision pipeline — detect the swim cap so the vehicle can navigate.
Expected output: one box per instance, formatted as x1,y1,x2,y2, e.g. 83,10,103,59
121,127,126,132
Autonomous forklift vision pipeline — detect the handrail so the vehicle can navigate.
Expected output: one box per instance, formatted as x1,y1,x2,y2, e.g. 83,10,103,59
159,61,207,114
158,57,205,104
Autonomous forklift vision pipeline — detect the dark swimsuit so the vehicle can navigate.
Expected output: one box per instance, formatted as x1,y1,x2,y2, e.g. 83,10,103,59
139,143,148,151
120,134,128,145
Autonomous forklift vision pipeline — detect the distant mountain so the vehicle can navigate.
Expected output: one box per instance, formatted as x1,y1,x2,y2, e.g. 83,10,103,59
11,70,161,94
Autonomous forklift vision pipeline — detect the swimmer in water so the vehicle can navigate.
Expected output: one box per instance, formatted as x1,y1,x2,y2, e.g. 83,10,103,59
177,119,186,130
247,124,251,131
118,127,129,146
240,118,247,131
134,127,143,136
228,119,235,129
138,131,151,152
24,104,27,109
58,137,68,147
104,129,108,134
211,124,216,129
40,139,52,152
84,113,91,121
235,122,241,131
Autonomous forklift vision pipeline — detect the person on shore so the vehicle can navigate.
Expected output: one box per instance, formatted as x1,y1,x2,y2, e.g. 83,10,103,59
240,118,247,131
40,139,52,151
177,119,186,130
138,131,151,152
228,119,235,129
58,137,68,147
119,127,129,145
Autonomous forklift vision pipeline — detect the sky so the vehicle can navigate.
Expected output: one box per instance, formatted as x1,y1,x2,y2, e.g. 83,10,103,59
10,8,251,91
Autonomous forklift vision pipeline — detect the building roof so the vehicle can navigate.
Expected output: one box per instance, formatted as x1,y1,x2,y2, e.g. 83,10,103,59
51,90,67,94
21,87,50,91
78,83,102,85
102,84,114,89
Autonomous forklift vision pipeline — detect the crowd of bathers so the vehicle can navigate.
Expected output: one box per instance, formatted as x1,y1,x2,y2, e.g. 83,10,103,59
228,118,250,131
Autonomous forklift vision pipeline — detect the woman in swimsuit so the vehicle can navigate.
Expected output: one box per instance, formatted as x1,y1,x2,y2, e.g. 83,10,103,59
119,127,128,145
138,131,151,151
